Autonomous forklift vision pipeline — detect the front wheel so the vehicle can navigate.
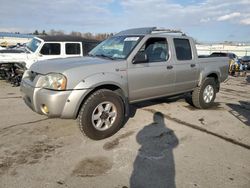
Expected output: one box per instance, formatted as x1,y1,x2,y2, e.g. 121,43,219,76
78,89,125,140
192,78,217,109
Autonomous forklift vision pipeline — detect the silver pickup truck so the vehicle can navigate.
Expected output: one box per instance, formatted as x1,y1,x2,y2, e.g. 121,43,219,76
20,27,228,140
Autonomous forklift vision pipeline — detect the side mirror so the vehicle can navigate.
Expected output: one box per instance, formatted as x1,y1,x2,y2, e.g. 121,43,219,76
133,51,148,64
38,53,43,57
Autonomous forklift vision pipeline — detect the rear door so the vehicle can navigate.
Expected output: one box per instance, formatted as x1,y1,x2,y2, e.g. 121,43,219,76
172,38,199,93
127,37,175,102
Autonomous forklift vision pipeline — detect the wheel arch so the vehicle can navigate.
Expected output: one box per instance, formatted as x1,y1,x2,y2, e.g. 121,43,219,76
75,83,128,119
198,71,220,92
206,73,220,92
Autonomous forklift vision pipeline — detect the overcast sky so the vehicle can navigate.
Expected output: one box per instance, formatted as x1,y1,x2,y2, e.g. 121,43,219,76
0,0,250,42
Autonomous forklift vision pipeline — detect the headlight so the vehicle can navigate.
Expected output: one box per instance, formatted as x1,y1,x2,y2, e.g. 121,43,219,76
37,73,67,90
22,70,30,79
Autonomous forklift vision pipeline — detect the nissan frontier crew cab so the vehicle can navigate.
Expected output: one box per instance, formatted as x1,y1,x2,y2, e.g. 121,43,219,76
20,27,228,140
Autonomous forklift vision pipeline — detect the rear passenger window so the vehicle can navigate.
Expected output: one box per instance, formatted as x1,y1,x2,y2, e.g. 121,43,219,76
174,38,192,60
66,43,80,55
40,43,60,55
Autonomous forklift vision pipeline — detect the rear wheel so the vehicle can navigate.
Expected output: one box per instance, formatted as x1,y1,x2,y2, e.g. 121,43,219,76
192,78,217,109
78,89,125,140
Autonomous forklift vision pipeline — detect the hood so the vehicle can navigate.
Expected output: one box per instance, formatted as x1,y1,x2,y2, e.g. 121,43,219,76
0,49,29,63
30,56,127,89
0,48,26,54
30,56,114,74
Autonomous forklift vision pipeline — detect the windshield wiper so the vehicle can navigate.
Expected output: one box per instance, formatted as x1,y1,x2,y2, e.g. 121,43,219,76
95,54,114,60
88,53,95,57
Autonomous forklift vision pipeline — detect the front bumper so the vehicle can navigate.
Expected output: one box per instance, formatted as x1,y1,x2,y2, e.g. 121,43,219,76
20,80,89,119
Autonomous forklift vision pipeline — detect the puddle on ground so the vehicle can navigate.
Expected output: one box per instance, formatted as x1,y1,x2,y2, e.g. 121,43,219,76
72,156,113,177
0,157,15,176
0,140,62,176
103,131,134,151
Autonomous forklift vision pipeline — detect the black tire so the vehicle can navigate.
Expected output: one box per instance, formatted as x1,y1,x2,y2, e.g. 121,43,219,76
184,92,194,106
78,89,125,140
192,78,217,109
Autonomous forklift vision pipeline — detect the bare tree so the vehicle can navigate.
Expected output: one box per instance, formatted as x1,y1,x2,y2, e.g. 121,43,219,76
48,29,65,35
83,32,93,39
42,30,47,35
70,31,82,37
33,30,39,35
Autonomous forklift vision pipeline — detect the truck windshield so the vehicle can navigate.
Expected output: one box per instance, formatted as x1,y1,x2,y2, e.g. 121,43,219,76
26,38,41,52
89,36,142,60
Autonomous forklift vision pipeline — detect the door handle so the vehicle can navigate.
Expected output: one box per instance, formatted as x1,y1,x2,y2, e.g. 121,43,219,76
167,65,173,70
190,64,196,68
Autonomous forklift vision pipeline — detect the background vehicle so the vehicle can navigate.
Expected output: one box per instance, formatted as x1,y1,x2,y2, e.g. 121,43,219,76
0,35,99,85
210,52,239,73
209,52,238,60
240,56,250,70
20,27,229,140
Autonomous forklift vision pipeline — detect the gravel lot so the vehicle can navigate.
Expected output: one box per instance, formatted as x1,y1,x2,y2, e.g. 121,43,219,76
0,75,250,188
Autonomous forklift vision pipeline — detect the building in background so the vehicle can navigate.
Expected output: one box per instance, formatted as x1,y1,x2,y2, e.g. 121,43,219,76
196,43,250,57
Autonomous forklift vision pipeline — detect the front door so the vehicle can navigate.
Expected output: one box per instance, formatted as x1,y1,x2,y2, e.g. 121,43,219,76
38,42,62,61
127,37,175,102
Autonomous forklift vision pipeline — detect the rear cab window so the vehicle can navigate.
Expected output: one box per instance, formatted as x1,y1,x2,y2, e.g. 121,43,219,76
174,38,192,61
40,43,61,55
65,43,81,55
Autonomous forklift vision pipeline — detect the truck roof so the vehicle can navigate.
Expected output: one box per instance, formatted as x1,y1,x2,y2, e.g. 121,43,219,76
37,35,99,43
115,27,186,37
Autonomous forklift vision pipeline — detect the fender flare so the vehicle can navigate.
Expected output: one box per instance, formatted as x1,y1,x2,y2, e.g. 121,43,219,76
73,72,129,118
198,70,220,86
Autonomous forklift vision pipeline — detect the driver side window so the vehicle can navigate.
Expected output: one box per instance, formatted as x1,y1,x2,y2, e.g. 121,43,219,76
139,38,168,62
40,43,61,55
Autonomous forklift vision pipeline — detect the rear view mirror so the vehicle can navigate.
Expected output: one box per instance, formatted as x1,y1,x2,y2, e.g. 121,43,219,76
133,51,148,64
